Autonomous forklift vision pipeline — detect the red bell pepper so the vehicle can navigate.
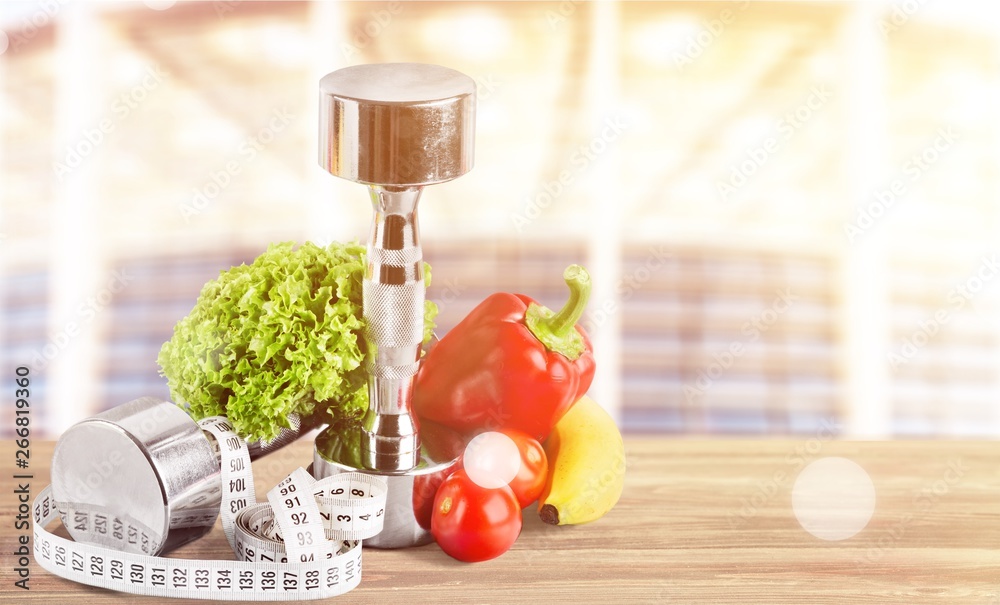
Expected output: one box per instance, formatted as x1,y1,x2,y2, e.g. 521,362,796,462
413,264,596,442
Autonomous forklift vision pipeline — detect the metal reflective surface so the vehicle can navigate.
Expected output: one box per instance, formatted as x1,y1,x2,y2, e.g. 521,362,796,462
313,423,458,549
319,62,476,186
318,63,476,475
51,397,221,555
51,398,316,555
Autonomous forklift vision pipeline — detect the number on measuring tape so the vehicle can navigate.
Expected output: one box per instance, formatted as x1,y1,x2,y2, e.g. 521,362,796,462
32,415,387,601
171,565,188,589
110,558,123,581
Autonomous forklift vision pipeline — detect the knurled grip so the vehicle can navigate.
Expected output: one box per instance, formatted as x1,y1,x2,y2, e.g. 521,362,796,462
359,186,425,471
362,280,424,352
367,246,423,267
365,360,421,380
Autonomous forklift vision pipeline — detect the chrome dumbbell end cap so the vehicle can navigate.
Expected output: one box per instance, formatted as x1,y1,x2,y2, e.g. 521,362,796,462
318,62,476,187
50,398,221,556
50,398,316,556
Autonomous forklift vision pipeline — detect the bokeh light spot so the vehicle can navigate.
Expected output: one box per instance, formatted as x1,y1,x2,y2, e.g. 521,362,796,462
793,457,875,541
463,431,520,489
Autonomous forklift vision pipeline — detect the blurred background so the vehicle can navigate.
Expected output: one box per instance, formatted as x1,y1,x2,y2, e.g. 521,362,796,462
1,0,999,439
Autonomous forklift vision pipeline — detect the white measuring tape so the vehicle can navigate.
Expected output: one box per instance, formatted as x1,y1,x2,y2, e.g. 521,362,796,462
32,416,388,601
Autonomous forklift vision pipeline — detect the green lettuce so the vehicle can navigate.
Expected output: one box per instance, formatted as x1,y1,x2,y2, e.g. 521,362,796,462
157,241,437,442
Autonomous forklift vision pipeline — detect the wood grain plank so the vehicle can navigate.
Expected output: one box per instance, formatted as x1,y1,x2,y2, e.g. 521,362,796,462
3,439,1000,603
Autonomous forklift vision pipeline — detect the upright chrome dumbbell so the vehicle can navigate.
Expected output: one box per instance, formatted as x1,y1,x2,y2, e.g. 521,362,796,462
313,63,475,547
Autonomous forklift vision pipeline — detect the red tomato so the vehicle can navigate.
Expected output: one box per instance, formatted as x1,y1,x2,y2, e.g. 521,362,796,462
431,470,521,562
412,471,449,531
502,430,548,509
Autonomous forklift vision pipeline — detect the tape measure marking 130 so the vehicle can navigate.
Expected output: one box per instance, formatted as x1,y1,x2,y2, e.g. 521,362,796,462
32,416,388,601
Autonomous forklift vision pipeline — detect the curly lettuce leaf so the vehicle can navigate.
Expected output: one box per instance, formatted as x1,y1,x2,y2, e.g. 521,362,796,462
157,241,437,442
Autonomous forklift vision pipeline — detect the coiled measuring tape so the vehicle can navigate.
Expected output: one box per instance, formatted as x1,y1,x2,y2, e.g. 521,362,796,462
32,416,388,601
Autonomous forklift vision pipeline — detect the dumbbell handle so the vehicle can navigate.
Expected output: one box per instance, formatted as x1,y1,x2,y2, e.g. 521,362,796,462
360,185,424,471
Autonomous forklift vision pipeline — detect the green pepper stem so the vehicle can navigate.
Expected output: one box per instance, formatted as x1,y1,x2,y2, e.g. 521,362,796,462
525,265,591,360
545,265,590,336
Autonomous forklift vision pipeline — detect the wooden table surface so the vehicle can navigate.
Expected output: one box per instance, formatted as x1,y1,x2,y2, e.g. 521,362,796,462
3,438,1000,604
